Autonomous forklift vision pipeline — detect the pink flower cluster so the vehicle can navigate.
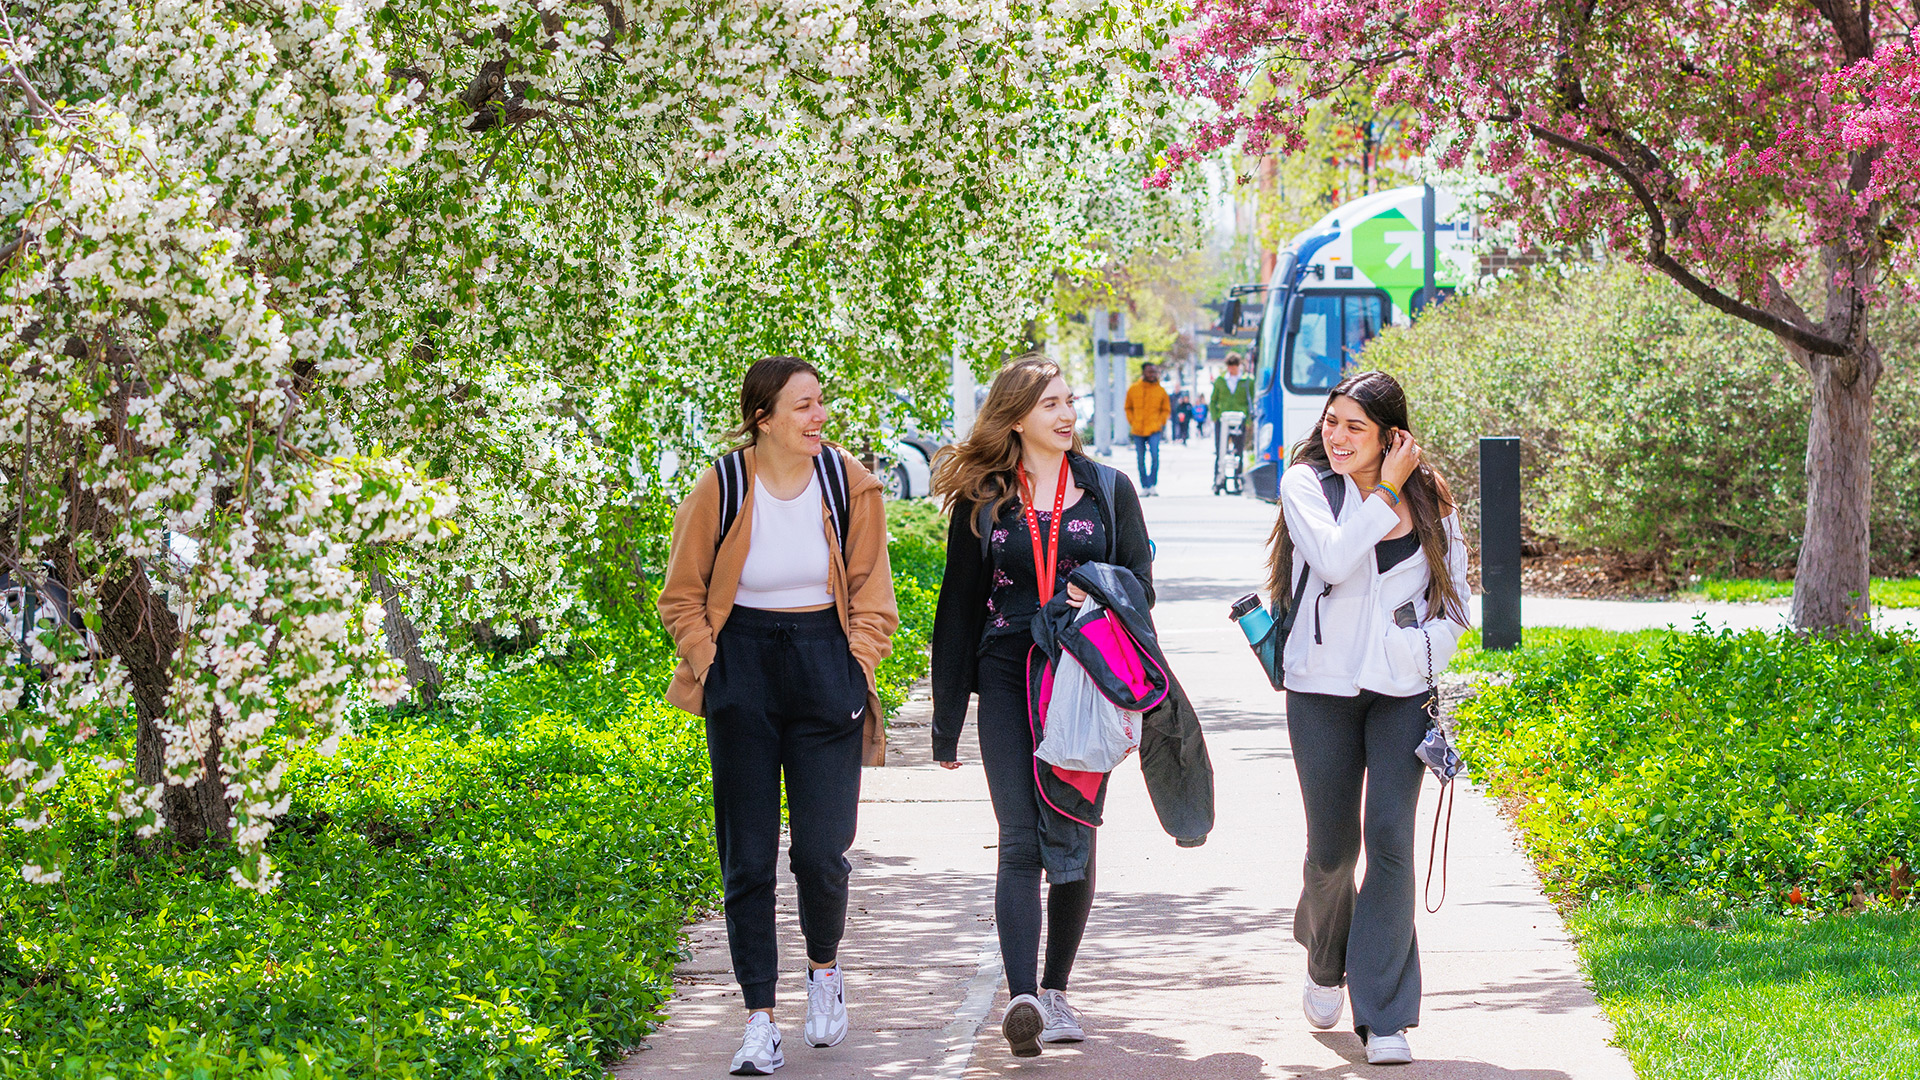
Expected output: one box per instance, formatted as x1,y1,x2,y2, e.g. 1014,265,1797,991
1152,0,1920,311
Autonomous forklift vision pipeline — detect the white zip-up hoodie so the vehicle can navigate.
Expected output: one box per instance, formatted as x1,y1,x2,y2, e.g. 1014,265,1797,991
1279,462,1473,697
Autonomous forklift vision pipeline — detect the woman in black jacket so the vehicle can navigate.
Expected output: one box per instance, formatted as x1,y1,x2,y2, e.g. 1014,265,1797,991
929,354,1153,1058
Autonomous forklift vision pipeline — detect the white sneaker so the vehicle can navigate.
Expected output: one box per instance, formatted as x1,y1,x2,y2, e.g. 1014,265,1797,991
1365,1029,1413,1065
1039,988,1085,1043
730,1012,784,1074
1001,993,1046,1058
804,965,849,1048
1302,977,1343,1030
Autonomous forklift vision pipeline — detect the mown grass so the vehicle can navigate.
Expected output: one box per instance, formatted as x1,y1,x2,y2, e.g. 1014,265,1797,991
1571,895,1920,1080
1682,576,1920,607
1446,625,1676,672
1452,626,1920,1080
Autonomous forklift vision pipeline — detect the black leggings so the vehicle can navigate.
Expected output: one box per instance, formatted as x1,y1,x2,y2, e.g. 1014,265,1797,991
705,606,869,1011
1287,688,1430,1038
976,635,1095,998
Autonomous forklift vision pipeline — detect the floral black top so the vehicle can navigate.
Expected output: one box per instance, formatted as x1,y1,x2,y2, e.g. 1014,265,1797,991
981,495,1107,644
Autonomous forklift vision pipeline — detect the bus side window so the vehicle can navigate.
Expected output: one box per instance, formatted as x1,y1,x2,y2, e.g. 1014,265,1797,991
1289,295,1342,390
1341,295,1385,368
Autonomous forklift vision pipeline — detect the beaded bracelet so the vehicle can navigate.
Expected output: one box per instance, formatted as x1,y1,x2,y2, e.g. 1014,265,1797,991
1375,479,1402,505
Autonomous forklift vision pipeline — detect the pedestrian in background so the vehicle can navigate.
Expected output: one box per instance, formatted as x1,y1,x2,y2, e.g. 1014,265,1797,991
1124,362,1171,496
1267,370,1471,1067
1211,353,1255,460
1173,392,1194,444
658,356,900,1076
928,354,1155,1058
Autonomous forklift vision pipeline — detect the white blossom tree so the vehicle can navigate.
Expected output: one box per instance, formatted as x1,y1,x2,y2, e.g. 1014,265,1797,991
3,0,1193,888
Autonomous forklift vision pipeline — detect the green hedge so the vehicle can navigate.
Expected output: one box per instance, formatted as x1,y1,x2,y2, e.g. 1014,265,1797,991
874,498,945,716
1366,264,1920,576
1453,627,1920,912
1,641,716,1079
2,519,944,1078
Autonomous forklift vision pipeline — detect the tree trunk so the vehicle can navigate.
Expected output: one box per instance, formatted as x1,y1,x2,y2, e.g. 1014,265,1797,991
93,563,232,847
1792,347,1881,632
367,567,442,703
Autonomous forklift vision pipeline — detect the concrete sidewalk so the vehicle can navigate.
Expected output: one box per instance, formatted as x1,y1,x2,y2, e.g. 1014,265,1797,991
617,439,1638,1079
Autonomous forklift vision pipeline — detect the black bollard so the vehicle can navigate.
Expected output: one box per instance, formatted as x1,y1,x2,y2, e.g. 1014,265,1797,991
1480,436,1522,650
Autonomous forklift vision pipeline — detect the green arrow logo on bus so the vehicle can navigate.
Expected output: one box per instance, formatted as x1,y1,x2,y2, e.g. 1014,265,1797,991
1351,208,1425,288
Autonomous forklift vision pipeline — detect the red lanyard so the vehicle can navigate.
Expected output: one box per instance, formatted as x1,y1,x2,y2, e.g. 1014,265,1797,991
1018,455,1071,605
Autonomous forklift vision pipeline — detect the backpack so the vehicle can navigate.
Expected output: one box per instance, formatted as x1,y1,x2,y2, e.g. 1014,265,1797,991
715,446,851,553
1247,465,1345,690
975,459,1124,565
1283,465,1346,645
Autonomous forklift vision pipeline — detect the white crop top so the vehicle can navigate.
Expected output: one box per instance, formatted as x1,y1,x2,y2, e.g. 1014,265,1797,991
734,473,833,609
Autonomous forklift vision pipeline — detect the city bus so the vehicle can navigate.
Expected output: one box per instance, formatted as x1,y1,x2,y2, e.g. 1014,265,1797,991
1240,184,1473,501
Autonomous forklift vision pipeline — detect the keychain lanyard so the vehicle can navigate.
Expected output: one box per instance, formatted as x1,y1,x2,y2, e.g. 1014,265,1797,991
1018,455,1071,605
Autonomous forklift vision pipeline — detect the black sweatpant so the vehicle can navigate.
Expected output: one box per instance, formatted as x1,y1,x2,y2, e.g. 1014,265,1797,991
1286,688,1430,1039
976,635,1096,999
705,606,869,1011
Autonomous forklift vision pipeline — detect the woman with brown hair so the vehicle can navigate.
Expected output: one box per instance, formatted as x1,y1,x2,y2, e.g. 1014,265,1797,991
1269,370,1471,1066
657,356,898,1075
928,354,1155,1057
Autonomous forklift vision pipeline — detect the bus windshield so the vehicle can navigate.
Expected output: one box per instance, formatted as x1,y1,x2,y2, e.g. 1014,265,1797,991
1287,292,1387,392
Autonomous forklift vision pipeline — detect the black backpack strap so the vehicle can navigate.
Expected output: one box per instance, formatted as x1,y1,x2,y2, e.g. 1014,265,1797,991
1280,465,1350,633
1313,464,1345,518
813,448,851,553
1095,463,1121,563
716,447,850,553
716,449,750,545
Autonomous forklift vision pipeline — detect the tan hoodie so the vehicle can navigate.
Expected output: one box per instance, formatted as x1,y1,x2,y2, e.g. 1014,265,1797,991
656,444,899,765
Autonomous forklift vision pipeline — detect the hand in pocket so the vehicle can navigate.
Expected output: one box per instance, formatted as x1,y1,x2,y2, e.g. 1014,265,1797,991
848,652,869,718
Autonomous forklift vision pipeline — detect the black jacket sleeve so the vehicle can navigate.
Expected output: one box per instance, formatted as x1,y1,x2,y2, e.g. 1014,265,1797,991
930,502,988,762
1106,471,1155,608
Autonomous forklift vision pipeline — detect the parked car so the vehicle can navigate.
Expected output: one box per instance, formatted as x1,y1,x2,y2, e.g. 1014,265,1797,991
2,565,98,663
878,435,937,499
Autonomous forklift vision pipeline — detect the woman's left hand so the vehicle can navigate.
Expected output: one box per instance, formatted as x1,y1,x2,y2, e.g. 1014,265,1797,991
1065,582,1087,607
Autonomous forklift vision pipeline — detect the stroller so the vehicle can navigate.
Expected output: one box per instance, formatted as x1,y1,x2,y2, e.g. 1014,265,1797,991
1212,410,1246,495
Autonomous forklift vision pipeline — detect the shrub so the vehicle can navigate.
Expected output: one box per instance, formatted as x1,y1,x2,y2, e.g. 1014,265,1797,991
1451,626,1920,912
0,628,719,1079
873,499,946,714
1365,264,1920,575
2,503,945,1078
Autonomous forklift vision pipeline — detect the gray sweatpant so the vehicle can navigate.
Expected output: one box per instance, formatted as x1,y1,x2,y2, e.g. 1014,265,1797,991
1286,688,1430,1039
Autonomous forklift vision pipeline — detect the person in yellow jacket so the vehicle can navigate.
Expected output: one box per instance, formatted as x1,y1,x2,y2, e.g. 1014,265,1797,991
1124,362,1172,495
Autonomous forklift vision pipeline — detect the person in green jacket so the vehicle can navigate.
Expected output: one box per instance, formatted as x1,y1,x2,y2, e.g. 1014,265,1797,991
1210,353,1255,458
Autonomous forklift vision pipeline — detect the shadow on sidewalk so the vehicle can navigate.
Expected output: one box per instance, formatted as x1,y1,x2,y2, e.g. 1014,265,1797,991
1286,1034,1577,1079
1422,969,1613,1017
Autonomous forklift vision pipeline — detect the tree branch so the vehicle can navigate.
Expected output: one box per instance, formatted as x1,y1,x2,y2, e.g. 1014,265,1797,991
1521,122,1852,357
0,9,56,118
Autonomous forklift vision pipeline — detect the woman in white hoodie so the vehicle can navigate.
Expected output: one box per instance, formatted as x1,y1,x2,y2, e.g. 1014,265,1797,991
1268,371,1471,1066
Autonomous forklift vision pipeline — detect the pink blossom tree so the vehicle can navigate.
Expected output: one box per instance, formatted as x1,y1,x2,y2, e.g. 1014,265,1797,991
1156,0,1920,631
1821,42,1920,195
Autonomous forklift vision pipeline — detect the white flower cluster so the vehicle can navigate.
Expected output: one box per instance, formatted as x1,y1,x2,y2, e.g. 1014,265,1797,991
4,0,1197,889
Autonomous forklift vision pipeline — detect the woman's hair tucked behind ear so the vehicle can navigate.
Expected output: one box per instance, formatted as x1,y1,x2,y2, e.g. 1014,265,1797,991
1266,370,1468,626
725,355,820,449
931,353,1082,532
